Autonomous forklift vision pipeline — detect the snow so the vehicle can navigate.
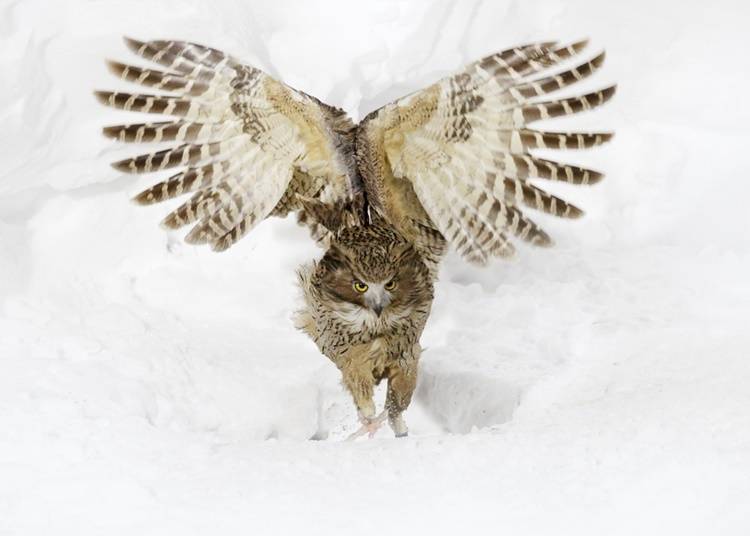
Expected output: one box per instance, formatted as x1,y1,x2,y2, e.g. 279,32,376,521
1,0,749,534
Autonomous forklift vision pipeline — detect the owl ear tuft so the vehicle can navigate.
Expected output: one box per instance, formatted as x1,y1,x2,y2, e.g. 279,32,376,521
296,195,349,235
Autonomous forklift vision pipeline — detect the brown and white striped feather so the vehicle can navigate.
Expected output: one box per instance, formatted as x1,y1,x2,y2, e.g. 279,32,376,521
97,37,353,251
361,39,615,264
97,37,613,262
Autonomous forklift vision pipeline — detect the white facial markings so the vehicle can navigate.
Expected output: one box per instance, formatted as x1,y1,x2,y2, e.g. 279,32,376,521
335,302,380,331
334,299,413,333
362,282,392,313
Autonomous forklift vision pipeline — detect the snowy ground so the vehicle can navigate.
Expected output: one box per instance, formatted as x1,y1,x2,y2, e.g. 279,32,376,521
1,0,749,534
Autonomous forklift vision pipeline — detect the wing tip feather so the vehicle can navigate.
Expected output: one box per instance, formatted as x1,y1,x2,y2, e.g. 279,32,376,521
110,159,136,173
159,215,181,230
569,38,590,53
104,59,125,77
587,171,605,185
102,125,120,139
534,233,555,248
463,251,490,266
93,90,111,106
210,238,232,252
602,85,617,102
131,189,156,206
184,225,212,245
591,50,606,67
567,206,585,219
123,36,147,54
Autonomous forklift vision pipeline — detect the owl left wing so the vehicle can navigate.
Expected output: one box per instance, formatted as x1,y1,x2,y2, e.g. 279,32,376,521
96,38,354,251
360,40,615,264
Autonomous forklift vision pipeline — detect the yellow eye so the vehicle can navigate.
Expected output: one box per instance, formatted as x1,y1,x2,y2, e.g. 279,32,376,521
384,280,397,291
353,281,368,293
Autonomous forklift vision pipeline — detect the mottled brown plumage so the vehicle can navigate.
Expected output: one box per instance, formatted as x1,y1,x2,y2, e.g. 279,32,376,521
295,203,432,436
97,37,614,437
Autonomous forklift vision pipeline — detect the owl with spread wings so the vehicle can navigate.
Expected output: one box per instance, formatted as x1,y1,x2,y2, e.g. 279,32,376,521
96,37,614,439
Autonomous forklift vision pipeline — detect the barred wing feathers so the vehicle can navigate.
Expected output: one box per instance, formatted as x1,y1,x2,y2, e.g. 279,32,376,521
361,40,615,264
96,37,353,251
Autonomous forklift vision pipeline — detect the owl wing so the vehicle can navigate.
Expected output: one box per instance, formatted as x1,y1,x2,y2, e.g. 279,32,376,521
359,40,615,264
96,37,355,251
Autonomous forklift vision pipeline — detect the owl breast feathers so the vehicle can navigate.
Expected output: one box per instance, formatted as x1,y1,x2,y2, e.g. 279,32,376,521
96,37,614,437
294,209,433,437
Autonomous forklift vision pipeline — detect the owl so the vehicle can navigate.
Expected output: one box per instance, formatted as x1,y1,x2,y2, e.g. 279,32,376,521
295,202,433,438
96,37,614,438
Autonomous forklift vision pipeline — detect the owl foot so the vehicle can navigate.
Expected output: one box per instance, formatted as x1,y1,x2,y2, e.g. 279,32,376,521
388,413,409,438
346,410,388,441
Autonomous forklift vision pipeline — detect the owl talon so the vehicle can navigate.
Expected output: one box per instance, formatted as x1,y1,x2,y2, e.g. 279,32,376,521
346,410,388,441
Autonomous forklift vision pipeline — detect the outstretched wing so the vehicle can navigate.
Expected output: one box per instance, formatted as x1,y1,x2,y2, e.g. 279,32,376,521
358,40,615,264
96,37,355,251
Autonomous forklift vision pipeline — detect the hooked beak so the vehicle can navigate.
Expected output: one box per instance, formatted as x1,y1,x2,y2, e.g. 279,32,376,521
364,284,390,317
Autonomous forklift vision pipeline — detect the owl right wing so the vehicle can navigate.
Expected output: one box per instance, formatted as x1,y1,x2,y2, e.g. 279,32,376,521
359,40,615,264
96,37,355,251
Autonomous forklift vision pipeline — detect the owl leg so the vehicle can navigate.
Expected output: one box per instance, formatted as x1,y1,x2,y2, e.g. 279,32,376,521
340,358,383,440
385,362,418,438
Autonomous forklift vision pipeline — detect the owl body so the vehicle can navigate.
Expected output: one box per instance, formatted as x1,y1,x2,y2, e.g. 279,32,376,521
295,220,433,436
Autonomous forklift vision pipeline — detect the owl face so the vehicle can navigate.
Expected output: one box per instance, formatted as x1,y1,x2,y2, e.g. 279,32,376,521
316,225,431,318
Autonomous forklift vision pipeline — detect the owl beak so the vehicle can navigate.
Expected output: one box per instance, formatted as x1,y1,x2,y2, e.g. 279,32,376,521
364,286,389,317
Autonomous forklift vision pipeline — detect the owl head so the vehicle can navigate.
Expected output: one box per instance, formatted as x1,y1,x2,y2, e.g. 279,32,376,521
299,196,432,317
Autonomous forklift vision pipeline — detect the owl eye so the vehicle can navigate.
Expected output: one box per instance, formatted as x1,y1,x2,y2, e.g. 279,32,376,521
353,280,368,293
384,280,397,291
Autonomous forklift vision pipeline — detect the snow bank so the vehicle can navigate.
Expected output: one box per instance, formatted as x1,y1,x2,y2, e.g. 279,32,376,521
1,0,749,534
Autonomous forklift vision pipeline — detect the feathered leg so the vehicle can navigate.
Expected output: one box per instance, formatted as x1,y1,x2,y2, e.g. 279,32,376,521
339,348,384,440
385,349,419,438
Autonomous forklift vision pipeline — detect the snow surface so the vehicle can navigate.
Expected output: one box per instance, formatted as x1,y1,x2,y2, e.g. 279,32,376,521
1,0,750,534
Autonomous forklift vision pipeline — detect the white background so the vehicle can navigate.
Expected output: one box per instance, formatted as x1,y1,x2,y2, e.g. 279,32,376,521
1,0,749,534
